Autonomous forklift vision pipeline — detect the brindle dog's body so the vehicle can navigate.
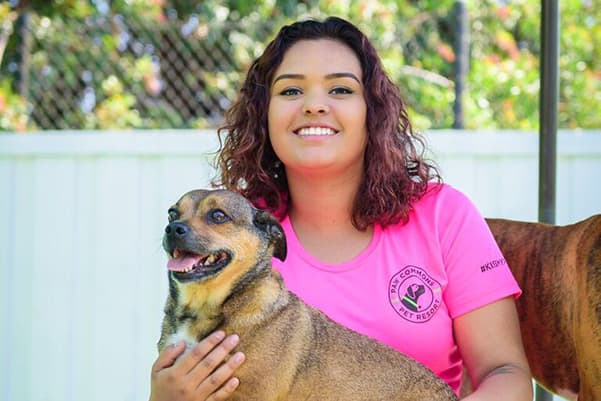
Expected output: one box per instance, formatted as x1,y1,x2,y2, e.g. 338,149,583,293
487,216,601,401
158,189,457,401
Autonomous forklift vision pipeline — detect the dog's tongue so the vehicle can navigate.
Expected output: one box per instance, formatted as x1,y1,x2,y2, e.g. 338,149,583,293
167,255,203,272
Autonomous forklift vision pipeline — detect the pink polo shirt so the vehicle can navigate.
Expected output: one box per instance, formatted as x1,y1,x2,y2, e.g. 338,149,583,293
271,183,521,394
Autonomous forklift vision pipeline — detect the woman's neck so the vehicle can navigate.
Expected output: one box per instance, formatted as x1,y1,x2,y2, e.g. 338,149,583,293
287,169,358,230
285,169,374,264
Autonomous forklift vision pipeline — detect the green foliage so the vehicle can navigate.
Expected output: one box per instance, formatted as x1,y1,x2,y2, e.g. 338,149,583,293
17,0,94,18
0,78,34,131
0,0,599,131
84,75,142,129
467,0,601,129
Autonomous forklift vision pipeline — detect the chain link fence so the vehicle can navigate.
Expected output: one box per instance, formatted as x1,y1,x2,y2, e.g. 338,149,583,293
2,11,455,130
4,13,274,129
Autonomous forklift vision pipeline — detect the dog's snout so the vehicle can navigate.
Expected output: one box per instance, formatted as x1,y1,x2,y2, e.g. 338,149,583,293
165,222,189,238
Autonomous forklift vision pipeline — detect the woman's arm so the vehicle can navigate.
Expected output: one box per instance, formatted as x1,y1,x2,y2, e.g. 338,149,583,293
454,297,532,401
149,331,245,401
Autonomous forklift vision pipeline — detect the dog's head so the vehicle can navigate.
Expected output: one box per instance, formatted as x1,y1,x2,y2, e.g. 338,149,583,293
162,189,286,290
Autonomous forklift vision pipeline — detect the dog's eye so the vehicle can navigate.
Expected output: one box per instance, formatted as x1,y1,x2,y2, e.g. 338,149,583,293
208,209,230,224
168,208,179,222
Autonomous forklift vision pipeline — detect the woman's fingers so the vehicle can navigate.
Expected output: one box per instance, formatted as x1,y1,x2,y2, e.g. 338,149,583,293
199,352,246,400
189,334,241,381
149,331,244,401
152,341,186,373
173,333,244,399
149,341,194,401
173,331,227,374
206,377,241,401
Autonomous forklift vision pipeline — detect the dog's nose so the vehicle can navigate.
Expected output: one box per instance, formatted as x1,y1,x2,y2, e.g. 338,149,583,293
165,222,189,238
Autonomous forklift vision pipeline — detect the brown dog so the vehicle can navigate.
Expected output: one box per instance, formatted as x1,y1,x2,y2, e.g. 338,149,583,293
486,215,601,401
158,189,457,401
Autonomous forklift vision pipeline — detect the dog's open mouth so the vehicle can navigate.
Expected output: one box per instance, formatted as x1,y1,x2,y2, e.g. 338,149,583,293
167,248,231,281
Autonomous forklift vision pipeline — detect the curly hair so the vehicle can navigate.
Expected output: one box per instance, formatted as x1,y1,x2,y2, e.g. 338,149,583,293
213,16,440,230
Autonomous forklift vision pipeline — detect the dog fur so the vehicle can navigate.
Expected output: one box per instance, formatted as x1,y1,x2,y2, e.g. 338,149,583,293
158,189,457,401
486,215,601,401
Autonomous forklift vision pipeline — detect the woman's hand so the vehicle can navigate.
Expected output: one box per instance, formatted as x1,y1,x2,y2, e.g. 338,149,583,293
149,331,246,401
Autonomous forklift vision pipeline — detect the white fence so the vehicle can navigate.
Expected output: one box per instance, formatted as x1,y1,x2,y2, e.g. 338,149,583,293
1,129,599,401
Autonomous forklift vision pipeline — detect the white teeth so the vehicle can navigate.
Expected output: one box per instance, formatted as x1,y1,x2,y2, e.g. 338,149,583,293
297,127,336,136
204,254,217,265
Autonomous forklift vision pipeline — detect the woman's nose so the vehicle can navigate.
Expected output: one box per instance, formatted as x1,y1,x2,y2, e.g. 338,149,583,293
302,97,330,115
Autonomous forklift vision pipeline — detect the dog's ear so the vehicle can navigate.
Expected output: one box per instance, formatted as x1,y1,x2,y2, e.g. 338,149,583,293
253,209,287,261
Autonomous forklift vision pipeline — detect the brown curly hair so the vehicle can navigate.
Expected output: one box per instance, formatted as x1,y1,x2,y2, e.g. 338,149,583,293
213,16,440,230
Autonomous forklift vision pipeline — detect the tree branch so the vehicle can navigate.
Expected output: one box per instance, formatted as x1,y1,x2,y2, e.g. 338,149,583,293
399,65,454,88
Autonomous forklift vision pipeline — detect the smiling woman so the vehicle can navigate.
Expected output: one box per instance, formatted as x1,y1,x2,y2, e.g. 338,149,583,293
149,16,533,401
268,39,367,177
216,18,434,232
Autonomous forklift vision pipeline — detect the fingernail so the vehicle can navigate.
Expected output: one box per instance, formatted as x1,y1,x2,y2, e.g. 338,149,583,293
213,330,226,341
227,334,240,346
229,377,240,389
233,352,245,363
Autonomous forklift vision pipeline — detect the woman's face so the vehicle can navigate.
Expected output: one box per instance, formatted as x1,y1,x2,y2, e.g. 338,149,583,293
268,39,368,177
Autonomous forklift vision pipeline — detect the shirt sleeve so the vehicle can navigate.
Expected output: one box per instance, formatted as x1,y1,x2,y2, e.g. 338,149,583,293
435,185,521,318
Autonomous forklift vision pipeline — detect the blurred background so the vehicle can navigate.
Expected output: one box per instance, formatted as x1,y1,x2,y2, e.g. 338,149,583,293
0,1,599,401
1,0,599,131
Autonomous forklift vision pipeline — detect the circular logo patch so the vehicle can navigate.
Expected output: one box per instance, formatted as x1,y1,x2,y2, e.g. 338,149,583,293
388,265,442,323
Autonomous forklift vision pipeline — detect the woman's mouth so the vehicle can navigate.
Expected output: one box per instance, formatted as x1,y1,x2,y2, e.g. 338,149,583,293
295,127,338,136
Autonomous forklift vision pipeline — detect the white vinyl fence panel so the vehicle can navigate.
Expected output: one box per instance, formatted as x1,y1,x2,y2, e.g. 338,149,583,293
1,129,600,401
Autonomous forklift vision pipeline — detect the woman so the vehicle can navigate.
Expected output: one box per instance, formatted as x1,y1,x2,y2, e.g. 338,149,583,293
149,16,532,401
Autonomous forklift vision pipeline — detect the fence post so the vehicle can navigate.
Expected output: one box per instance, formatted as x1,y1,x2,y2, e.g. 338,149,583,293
538,0,558,227
452,0,469,129
537,0,559,399
16,11,31,101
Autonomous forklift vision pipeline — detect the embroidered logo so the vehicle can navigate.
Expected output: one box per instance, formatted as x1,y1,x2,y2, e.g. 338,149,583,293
388,265,442,323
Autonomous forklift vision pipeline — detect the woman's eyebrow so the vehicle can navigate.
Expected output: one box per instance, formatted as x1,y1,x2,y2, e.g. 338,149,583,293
272,73,304,84
272,72,361,85
325,72,361,83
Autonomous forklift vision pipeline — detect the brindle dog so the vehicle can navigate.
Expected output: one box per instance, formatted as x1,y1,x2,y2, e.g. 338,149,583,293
158,189,457,401
487,216,601,401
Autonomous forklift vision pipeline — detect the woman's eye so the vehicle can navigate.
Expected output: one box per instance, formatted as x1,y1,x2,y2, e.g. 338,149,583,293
280,87,302,96
209,209,230,224
330,86,353,95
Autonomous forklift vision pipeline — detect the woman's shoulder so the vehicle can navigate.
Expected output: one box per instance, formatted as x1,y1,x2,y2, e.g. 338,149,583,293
401,182,486,234
418,182,475,210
